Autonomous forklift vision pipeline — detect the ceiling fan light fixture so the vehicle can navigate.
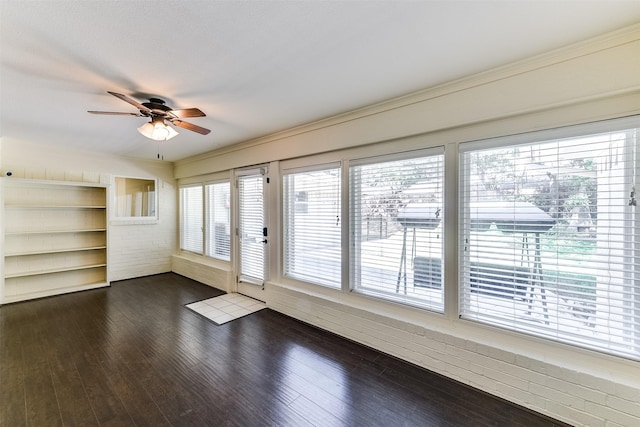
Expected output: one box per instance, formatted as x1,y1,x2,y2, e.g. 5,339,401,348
90,92,210,140
137,118,178,141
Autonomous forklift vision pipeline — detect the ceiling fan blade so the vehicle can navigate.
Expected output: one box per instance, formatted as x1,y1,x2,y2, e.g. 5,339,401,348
107,91,150,112
168,108,206,119
88,110,142,116
172,119,211,135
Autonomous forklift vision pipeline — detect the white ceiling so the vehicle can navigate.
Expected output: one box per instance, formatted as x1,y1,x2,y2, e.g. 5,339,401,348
2,1,640,162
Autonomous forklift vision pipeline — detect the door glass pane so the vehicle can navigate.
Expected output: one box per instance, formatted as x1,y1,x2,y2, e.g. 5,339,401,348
238,174,265,282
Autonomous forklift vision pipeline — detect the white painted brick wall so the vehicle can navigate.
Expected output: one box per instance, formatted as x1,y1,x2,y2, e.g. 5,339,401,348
585,401,640,427
266,283,640,427
108,180,176,281
171,254,232,292
2,150,177,283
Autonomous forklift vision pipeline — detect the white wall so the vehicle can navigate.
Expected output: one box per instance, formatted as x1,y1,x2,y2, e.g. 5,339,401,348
0,139,176,282
171,253,233,293
173,25,640,426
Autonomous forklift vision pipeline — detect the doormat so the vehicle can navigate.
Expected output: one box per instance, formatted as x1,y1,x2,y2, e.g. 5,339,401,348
185,293,266,325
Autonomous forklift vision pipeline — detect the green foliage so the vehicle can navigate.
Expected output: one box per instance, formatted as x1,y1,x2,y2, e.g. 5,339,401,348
541,224,596,256
360,157,441,219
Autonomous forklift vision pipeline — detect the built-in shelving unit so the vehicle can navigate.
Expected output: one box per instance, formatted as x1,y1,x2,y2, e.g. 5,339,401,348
1,179,109,304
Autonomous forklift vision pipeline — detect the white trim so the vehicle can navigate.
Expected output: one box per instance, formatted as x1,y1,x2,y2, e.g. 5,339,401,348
175,24,640,174
459,115,640,153
280,160,342,176
177,170,231,186
348,145,445,167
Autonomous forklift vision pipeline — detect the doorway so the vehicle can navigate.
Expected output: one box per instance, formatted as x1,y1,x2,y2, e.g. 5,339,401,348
235,166,268,301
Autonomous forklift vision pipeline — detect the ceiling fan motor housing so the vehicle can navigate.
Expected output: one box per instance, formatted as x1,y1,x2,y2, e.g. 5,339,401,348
143,98,172,116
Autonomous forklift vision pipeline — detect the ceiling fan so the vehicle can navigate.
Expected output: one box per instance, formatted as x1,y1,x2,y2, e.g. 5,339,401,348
88,91,211,141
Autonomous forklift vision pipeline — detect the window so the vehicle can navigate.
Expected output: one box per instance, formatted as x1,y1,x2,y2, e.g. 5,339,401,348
283,165,341,288
180,182,231,260
205,182,231,261
460,120,640,359
350,149,444,310
180,185,203,254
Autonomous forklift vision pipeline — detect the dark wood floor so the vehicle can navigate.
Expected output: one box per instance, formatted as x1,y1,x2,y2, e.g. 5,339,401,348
0,273,570,427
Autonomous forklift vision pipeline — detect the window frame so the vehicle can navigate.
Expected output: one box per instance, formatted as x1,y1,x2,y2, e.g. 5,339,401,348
458,116,640,360
349,147,446,311
281,162,342,289
179,184,204,255
179,179,232,261
204,180,231,261
111,176,159,224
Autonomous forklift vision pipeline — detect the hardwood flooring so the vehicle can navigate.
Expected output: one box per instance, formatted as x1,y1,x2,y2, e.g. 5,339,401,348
0,273,570,426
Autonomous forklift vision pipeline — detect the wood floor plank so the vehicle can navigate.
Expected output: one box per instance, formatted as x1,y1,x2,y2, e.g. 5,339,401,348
0,307,27,427
0,352,26,427
15,304,65,427
22,361,63,427
0,273,570,427
47,335,100,426
71,349,135,426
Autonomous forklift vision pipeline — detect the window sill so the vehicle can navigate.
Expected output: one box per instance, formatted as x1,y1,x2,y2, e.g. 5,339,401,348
173,252,231,270
110,218,159,225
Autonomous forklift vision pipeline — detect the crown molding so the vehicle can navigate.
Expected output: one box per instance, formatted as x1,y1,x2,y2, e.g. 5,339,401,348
176,23,640,168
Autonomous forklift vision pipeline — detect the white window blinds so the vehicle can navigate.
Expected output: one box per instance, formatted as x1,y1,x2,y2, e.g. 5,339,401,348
350,150,444,310
238,173,265,283
205,182,231,261
283,166,341,288
459,121,640,359
180,185,203,254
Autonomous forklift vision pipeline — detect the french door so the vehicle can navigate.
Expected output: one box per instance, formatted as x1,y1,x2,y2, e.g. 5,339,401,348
235,166,268,301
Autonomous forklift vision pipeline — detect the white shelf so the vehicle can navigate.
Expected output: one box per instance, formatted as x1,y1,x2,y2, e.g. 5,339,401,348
2,179,109,304
6,228,107,235
6,205,106,209
5,246,107,257
5,264,107,279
